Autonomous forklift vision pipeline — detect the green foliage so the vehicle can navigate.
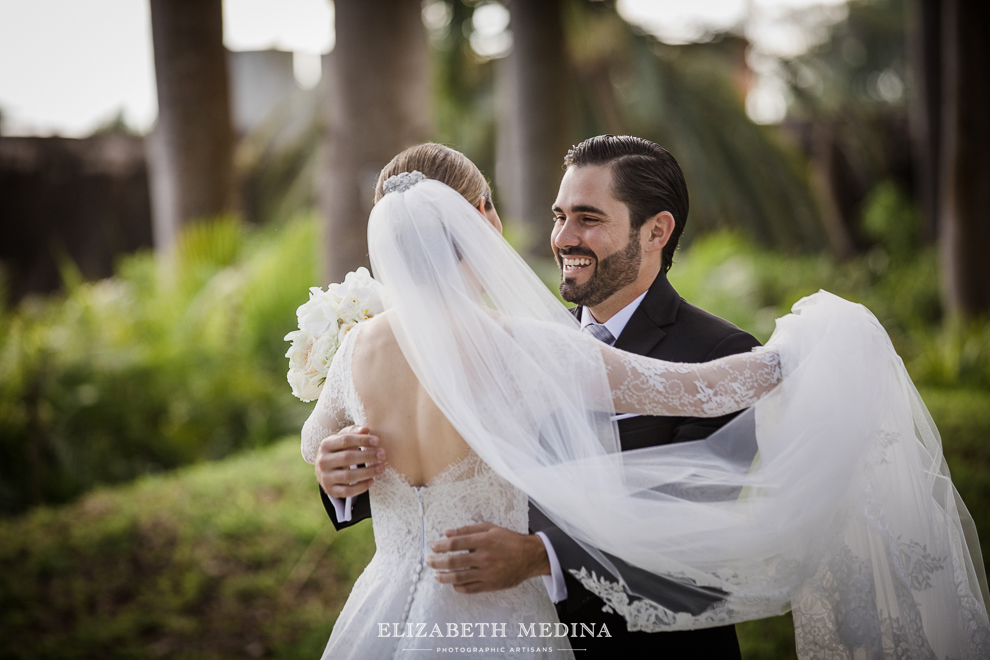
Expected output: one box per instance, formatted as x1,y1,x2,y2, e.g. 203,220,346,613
861,180,921,260
910,325,990,391
0,437,374,660
920,387,990,547
668,230,942,352
0,217,319,516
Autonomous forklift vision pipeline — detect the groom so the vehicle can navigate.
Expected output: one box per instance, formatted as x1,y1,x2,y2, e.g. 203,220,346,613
316,135,756,657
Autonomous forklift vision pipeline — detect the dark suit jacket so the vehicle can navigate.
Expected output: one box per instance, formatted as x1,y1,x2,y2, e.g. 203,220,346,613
319,273,758,657
531,273,758,658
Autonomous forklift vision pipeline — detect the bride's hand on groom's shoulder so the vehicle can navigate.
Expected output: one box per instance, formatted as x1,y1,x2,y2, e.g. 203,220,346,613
426,522,551,594
315,425,386,498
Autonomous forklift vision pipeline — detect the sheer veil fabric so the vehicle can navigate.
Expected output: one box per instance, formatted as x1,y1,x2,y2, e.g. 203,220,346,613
366,178,989,658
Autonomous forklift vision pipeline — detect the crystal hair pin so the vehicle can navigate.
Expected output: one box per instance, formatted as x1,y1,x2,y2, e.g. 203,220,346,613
382,170,427,195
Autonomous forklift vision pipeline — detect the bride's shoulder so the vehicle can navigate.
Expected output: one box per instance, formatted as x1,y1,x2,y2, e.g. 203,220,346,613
348,312,397,353
364,311,394,336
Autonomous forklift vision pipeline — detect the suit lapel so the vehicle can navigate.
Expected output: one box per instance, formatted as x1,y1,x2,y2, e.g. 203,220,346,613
612,274,680,356
567,274,680,356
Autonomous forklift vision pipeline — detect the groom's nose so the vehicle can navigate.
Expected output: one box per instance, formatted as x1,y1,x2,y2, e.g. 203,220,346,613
552,216,582,253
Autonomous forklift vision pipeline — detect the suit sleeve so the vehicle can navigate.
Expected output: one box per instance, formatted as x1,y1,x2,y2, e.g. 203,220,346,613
320,487,372,531
529,506,595,614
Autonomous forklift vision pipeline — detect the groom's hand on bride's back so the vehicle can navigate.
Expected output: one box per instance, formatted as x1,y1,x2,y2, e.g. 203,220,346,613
315,425,386,498
426,522,551,594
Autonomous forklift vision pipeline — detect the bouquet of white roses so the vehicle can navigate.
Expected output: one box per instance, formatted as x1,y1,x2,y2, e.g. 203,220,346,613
284,267,387,402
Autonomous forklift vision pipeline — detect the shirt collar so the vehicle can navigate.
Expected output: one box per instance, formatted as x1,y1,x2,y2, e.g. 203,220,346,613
580,290,648,341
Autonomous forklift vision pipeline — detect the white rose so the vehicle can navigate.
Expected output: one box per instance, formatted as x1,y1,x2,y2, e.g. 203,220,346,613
337,270,386,320
343,267,373,288
325,282,343,307
311,331,340,375
297,287,337,336
284,331,315,370
287,368,322,402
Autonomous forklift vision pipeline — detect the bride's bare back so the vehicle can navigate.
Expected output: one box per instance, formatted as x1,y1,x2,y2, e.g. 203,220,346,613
350,312,471,487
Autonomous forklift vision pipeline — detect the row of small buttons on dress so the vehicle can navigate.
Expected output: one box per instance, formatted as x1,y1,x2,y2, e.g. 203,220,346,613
399,487,428,628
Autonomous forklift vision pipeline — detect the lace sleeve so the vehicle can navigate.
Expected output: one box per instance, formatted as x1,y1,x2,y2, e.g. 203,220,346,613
300,325,361,464
601,343,782,418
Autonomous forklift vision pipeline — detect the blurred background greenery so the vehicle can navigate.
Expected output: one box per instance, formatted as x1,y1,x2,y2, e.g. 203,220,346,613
1,0,988,658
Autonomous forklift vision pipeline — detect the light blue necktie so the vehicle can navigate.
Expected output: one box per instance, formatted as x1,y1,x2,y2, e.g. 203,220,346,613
583,323,616,346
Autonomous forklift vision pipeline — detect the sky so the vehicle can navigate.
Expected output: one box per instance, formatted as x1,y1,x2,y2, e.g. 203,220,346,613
0,0,846,137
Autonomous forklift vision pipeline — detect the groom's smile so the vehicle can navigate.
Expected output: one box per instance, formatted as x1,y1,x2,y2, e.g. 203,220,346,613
561,255,594,273
559,250,596,276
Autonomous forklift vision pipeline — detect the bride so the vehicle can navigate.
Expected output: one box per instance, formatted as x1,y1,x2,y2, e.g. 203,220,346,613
301,147,989,659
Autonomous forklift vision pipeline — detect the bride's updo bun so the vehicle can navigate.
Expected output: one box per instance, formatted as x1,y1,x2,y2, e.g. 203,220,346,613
374,143,492,210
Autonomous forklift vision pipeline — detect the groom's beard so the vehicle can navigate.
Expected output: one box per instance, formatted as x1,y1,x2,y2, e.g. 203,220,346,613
557,230,642,308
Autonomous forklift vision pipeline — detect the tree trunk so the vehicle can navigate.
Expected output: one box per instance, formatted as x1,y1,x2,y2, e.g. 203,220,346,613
908,0,942,242
939,0,990,318
147,0,236,255
496,0,570,259
320,0,431,284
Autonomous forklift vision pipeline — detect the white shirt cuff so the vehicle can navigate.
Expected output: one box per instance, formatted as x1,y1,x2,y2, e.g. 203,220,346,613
535,531,567,603
328,495,354,523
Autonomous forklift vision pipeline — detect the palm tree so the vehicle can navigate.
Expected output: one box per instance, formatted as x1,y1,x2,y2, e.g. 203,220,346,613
497,0,571,258
147,0,236,255
320,0,431,283
937,0,990,318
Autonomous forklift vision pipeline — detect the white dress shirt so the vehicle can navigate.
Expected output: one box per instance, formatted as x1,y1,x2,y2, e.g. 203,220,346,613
329,291,650,604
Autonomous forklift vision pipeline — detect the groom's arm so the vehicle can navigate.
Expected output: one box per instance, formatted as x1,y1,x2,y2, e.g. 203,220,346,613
315,426,383,531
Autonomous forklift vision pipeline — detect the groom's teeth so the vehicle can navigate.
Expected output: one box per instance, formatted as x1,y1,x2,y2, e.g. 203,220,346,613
563,257,593,269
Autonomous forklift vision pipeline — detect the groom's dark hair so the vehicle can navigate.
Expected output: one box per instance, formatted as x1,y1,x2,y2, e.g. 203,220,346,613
564,135,688,274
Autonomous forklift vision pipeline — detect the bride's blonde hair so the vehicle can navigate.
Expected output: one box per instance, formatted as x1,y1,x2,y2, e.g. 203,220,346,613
374,143,492,210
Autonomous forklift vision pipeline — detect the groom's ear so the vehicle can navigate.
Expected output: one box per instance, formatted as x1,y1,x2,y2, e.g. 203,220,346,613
641,211,675,253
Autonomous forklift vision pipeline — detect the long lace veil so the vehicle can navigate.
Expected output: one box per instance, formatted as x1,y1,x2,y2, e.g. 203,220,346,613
367,176,989,658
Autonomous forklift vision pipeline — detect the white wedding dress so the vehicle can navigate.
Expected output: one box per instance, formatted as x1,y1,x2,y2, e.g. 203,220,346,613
303,323,576,660
298,175,988,659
